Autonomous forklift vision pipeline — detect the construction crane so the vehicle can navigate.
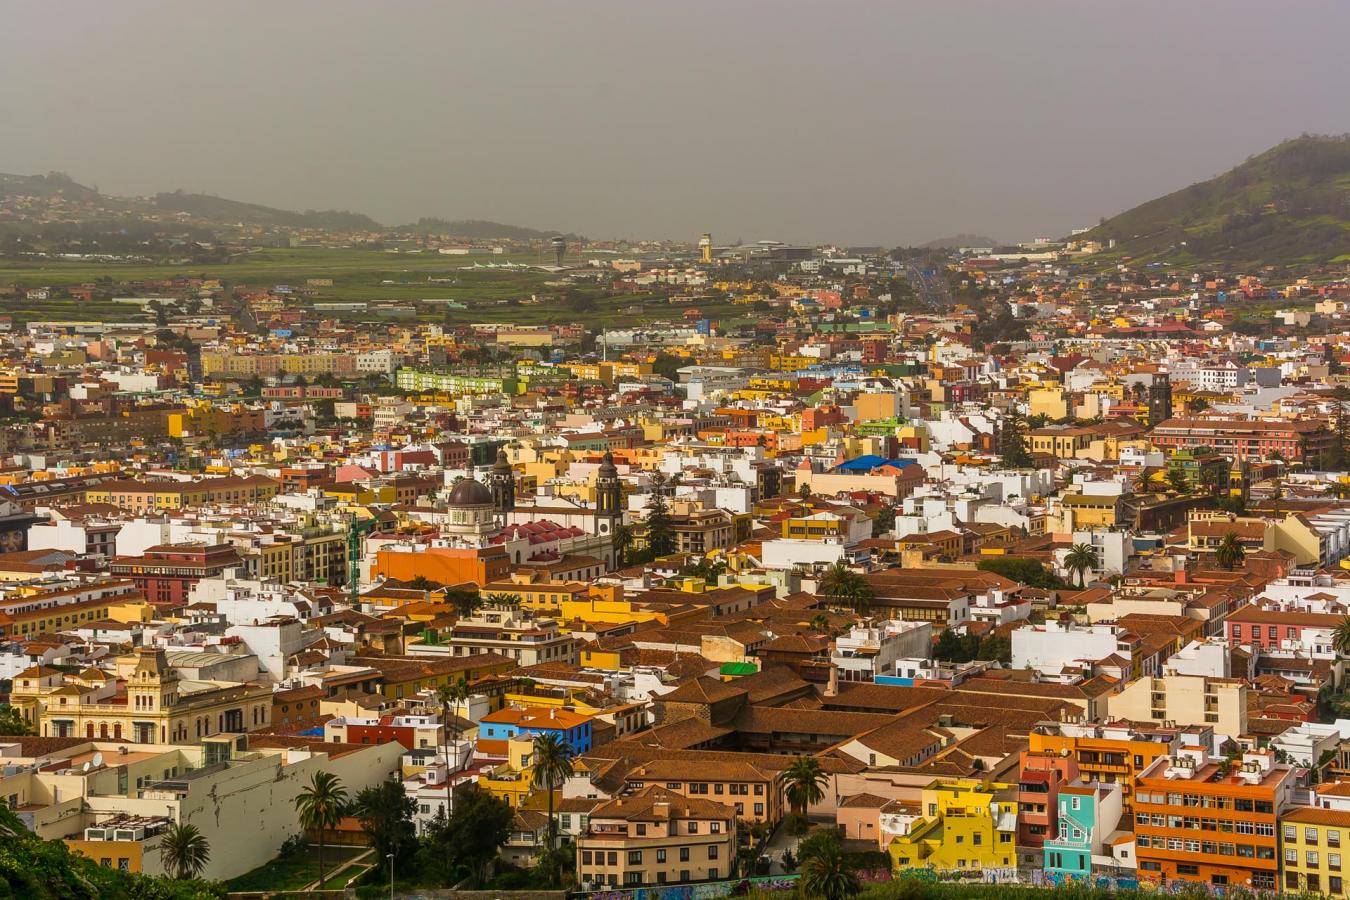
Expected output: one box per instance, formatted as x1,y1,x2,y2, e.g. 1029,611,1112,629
347,512,378,606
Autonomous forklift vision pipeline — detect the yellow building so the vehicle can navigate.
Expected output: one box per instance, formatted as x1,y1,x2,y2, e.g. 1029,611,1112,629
889,779,1019,874
1061,492,1122,529
1028,388,1070,420
1281,805,1350,896
10,647,272,744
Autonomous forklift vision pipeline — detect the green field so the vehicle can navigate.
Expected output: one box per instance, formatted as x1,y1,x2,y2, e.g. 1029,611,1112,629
0,246,750,329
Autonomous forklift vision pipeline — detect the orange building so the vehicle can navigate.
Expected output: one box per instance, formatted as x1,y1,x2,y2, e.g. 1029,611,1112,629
1027,722,1188,815
1134,747,1296,891
374,545,510,587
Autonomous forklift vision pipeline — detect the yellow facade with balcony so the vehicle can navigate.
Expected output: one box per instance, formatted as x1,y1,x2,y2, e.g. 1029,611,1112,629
889,780,1019,874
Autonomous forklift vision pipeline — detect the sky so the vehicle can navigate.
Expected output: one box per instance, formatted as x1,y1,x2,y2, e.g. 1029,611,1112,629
5,1,1350,246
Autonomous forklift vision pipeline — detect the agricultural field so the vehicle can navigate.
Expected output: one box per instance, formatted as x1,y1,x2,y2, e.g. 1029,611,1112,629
0,245,748,330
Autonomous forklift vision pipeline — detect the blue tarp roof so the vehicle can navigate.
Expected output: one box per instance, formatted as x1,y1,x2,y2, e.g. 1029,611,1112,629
833,455,915,472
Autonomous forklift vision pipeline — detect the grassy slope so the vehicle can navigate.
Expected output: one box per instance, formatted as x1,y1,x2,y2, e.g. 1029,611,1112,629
1081,135,1350,266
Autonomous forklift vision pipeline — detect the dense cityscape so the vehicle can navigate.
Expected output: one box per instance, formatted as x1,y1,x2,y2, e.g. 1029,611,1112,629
5,4,1350,899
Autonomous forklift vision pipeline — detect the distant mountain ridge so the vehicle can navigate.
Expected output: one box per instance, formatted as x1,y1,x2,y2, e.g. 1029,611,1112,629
920,233,1001,249
395,217,584,241
1079,134,1350,264
0,172,577,240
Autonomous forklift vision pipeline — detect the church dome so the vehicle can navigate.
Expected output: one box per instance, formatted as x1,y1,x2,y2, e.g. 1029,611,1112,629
446,478,493,507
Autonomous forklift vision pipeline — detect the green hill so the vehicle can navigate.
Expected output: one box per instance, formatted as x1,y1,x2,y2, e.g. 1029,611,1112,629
1081,134,1350,265
152,191,380,230
0,172,100,202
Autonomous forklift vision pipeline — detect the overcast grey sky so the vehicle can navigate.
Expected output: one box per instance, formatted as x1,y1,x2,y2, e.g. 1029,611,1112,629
5,1,1350,245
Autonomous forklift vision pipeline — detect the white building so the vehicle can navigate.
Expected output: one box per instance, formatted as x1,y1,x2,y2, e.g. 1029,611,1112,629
831,621,933,682
1011,622,1127,674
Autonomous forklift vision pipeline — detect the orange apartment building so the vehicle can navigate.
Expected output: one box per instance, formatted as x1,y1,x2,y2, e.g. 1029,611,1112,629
1028,722,1190,816
1133,746,1298,891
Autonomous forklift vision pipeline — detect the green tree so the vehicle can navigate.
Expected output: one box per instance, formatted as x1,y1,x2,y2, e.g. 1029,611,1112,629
782,756,828,818
1133,471,1155,493
872,504,896,537
159,822,210,881
530,733,576,853
975,557,1064,589
1215,531,1246,570
294,771,347,888
1334,616,1350,656
613,523,634,566
999,409,1033,468
645,484,675,558
0,704,32,736
436,677,469,822
419,789,513,887
354,779,417,868
1166,467,1191,494
817,562,872,615
798,839,859,900
1063,542,1099,588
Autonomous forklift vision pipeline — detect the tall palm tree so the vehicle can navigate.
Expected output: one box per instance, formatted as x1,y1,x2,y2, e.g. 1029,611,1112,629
1333,616,1350,657
809,614,833,634
1215,531,1246,570
1064,543,1098,588
782,756,828,819
436,677,469,818
294,771,348,888
818,562,872,615
530,733,576,851
159,821,210,880
613,523,633,566
1133,471,1153,494
798,841,859,900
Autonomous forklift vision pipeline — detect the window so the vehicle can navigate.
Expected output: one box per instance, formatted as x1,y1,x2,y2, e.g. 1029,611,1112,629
656,849,666,864
679,848,689,862
1308,828,1321,843
1309,851,1321,866
582,851,593,865
628,851,642,865
1332,853,1342,871
754,804,764,816
1178,864,1199,876
711,822,721,834
688,822,698,834
708,846,719,860
636,823,646,836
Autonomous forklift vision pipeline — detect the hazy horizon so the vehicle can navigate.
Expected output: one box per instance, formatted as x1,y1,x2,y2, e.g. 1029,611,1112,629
5,0,1350,245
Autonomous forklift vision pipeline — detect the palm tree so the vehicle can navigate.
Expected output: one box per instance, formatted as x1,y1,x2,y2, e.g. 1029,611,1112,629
613,523,633,566
1214,531,1246,570
818,562,872,615
294,771,348,888
483,592,521,609
798,841,859,900
782,756,828,819
530,733,576,851
160,821,210,880
1133,471,1154,494
436,677,469,818
809,614,833,634
1333,616,1350,657
1063,542,1099,588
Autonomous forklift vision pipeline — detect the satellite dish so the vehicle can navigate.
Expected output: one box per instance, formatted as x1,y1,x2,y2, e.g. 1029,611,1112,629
82,762,90,772
92,752,104,768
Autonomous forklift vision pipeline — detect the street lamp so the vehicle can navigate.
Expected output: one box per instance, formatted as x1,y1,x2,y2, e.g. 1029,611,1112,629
387,852,395,900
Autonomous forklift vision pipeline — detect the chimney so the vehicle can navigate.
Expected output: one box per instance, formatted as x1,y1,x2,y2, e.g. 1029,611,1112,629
824,665,839,698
